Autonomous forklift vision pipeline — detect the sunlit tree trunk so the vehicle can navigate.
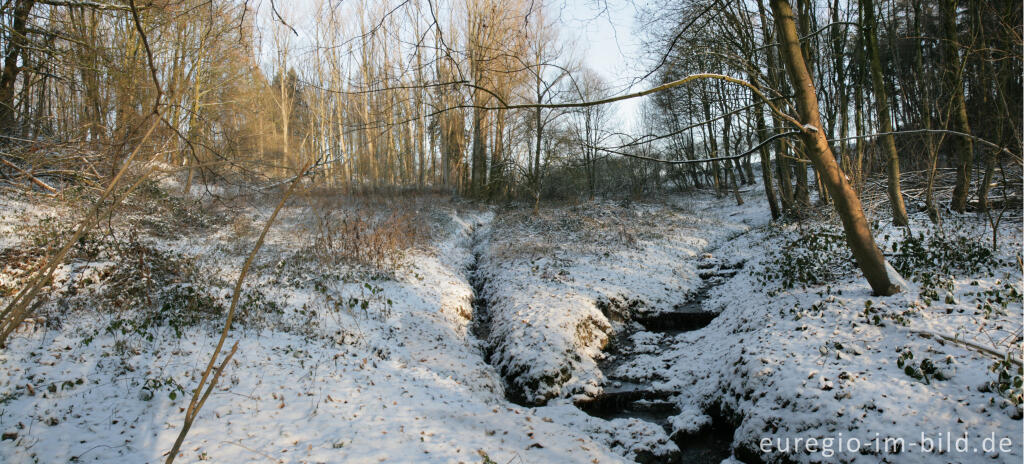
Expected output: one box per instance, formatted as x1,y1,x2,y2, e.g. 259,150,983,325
771,0,899,296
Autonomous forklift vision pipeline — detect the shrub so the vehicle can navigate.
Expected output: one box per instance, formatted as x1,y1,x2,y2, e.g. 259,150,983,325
885,230,1000,278
757,225,1007,296
754,228,852,295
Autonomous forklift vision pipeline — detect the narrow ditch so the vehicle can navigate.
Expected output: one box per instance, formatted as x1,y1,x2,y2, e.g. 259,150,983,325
577,255,747,464
466,220,537,407
467,222,494,365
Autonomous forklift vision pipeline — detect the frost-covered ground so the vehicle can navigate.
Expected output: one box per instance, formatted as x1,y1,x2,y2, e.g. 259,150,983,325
0,173,1021,463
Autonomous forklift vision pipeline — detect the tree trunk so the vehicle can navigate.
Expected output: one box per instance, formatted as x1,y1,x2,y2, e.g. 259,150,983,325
754,78,781,219
0,0,36,134
770,0,899,296
488,109,505,198
722,112,742,205
862,0,910,226
470,104,487,197
940,0,974,212
793,148,810,206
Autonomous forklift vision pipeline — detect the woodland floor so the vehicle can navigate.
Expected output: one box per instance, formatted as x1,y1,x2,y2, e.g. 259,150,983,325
0,169,1021,463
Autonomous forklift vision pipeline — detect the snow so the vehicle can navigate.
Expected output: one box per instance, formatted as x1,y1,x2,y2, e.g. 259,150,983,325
0,199,629,463
476,197,765,408
607,208,1023,463
0,172,1020,463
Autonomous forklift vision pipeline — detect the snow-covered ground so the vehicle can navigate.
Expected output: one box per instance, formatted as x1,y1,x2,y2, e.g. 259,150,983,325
0,191,633,463
474,197,766,407
0,175,1021,463
613,210,1023,462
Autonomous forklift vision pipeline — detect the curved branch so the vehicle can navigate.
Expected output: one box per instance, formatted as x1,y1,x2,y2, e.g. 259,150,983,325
469,73,806,132
594,130,802,165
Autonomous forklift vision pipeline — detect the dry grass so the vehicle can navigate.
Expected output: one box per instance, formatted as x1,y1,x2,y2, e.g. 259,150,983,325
299,191,435,271
311,208,423,270
488,200,691,260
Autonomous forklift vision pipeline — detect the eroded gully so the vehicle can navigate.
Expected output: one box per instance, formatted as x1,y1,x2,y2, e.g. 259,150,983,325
466,218,748,463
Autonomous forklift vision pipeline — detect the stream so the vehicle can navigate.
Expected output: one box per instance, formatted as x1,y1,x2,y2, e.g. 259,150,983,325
467,219,746,462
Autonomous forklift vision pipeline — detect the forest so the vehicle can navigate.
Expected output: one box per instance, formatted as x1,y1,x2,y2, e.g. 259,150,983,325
0,0,1021,463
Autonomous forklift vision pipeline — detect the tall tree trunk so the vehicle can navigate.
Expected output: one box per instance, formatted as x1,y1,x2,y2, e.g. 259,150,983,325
758,0,794,212
940,0,974,213
911,3,942,224
722,112,742,205
470,104,487,197
0,0,36,134
771,0,899,296
701,98,722,196
753,77,781,219
862,0,910,226
853,75,866,192
488,108,505,198
971,1,1001,214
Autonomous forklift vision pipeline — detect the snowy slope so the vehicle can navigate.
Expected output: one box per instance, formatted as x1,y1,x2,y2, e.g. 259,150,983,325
0,201,635,463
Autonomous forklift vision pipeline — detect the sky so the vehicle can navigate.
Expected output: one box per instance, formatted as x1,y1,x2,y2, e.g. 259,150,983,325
557,0,650,128
262,0,652,128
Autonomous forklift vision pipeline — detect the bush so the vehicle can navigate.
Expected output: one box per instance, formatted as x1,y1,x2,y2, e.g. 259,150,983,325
755,228,852,295
885,230,1001,278
757,225,1007,296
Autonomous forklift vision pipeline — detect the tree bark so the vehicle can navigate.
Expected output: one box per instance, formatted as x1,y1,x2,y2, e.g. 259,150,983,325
470,104,487,197
754,81,781,219
770,0,899,296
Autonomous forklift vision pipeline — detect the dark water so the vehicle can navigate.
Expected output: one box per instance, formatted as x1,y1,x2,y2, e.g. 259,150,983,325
577,257,747,463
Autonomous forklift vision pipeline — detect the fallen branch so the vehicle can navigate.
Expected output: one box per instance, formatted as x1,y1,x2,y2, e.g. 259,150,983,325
910,329,1022,367
0,157,57,193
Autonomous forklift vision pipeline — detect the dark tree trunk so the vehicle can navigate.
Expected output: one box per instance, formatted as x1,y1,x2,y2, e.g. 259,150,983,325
0,0,36,134
862,0,910,226
940,0,974,213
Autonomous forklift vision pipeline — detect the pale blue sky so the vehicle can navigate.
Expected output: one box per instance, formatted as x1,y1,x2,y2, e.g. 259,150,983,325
264,0,650,126
558,0,648,127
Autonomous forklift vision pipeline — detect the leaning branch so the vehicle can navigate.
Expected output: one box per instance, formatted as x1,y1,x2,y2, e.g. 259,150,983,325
829,129,1022,164
164,160,314,464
